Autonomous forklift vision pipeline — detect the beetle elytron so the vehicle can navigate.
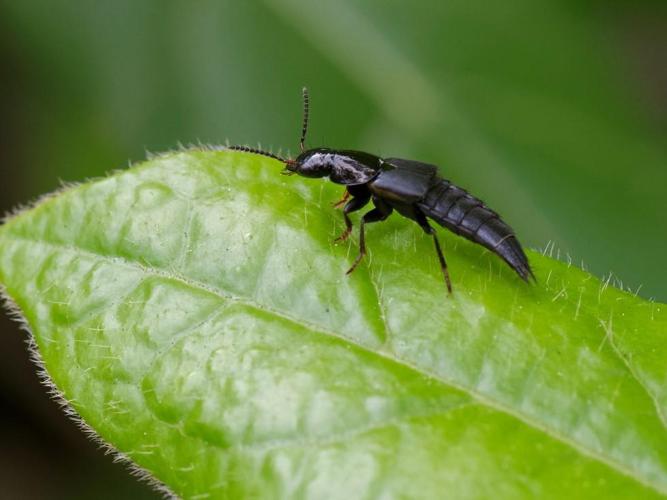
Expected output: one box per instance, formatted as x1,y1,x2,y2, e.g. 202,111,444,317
230,88,534,293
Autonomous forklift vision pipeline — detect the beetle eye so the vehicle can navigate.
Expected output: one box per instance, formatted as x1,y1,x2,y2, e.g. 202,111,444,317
283,159,298,173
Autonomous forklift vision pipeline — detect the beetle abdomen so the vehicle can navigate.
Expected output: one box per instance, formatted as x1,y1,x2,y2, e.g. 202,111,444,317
418,179,534,282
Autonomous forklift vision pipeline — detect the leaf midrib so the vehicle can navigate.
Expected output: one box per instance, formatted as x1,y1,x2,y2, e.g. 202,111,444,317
3,232,663,494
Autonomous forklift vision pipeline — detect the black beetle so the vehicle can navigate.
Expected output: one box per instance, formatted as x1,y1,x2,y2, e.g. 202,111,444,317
230,88,534,293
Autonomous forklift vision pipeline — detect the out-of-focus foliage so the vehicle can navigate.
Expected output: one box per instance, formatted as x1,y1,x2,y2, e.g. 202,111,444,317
0,0,665,299
1,151,666,498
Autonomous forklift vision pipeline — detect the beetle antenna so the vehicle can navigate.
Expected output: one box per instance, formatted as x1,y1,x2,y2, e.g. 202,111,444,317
228,145,287,163
300,87,309,152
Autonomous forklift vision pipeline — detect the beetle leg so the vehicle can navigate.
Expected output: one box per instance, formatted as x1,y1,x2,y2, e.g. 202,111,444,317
346,199,393,275
332,189,350,209
430,232,452,294
335,194,370,242
415,210,452,294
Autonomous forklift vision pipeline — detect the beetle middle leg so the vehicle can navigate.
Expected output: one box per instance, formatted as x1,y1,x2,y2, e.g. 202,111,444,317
335,192,370,242
415,209,453,294
332,189,350,209
346,198,393,275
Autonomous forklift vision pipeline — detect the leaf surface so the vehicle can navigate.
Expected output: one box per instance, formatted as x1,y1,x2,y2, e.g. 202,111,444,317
0,151,665,498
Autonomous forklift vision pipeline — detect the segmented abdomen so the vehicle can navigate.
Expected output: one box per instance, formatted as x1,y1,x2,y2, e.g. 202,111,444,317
417,179,534,281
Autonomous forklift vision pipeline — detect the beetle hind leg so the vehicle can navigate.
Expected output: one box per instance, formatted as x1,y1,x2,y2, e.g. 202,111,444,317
415,210,452,294
430,232,452,294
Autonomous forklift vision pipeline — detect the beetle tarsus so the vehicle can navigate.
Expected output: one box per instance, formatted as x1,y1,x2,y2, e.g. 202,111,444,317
346,249,365,275
335,227,352,242
431,232,452,294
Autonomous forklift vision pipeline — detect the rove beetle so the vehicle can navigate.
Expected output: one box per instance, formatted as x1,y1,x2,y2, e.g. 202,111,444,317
230,88,534,293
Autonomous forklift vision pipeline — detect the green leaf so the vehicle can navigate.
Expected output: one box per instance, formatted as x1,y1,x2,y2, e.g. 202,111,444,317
1,150,665,498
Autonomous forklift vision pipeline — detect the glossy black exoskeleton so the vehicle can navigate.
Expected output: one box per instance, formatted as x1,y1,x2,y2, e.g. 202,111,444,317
230,88,534,293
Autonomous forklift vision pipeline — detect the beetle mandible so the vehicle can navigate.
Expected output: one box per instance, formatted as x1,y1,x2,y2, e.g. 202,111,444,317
230,88,534,293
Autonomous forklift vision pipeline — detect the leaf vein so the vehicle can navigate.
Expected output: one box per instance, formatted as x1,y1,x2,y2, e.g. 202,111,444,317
4,234,665,495
600,315,667,433
232,401,477,454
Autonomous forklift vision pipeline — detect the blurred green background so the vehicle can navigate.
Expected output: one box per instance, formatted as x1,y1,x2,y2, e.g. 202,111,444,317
0,0,665,497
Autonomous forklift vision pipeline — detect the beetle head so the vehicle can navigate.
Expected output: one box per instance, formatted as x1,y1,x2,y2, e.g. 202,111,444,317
284,149,332,178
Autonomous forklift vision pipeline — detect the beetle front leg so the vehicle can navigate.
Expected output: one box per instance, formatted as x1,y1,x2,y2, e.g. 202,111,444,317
335,194,370,242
